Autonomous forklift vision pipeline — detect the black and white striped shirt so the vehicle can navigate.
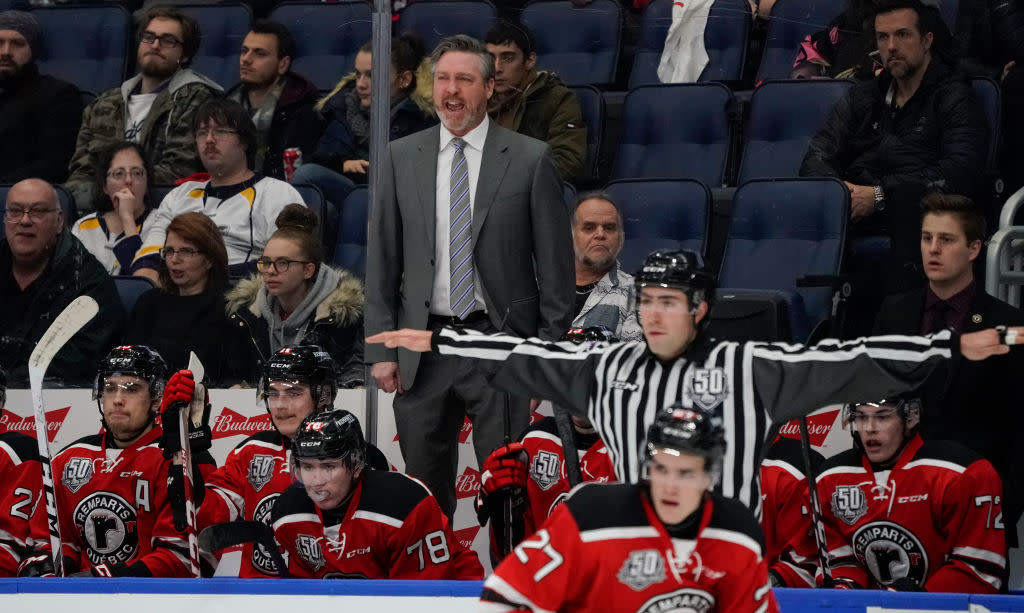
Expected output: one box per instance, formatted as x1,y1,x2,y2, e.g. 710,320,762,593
434,328,954,513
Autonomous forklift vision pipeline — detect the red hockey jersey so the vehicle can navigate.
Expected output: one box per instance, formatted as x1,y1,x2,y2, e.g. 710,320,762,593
198,431,292,577
482,483,779,613
0,432,48,576
817,435,1005,592
271,469,483,579
759,436,821,588
53,427,215,577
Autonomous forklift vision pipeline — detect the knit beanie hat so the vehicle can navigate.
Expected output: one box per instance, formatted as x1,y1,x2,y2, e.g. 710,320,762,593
0,11,41,60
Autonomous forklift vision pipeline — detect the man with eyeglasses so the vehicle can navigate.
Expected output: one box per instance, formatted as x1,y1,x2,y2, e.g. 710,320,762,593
65,6,222,215
0,178,123,387
132,98,304,280
816,395,1005,592
0,10,82,185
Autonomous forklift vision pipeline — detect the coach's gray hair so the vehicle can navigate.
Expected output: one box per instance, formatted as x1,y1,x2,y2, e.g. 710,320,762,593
430,34,496,82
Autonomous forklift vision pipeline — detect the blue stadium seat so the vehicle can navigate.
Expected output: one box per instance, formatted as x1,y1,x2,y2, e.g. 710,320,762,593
291,182,334,257
603,178,711,274
630,0,750,88
755,0,832,83
563,181,577,209
737,79,852,184
0,184,78,228
611,83,733,185
568,85,603,182
971,76,1000,171
270,1,372,90
521,0,620,87
181,3,254,89
939,0,958,32
719,177,849,342
33,5,130,94
80,90,97,108
396,0,496,56
333,185,368,278
113,275,157,314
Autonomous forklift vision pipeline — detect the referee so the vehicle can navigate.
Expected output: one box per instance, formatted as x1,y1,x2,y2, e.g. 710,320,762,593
368,250,1021,513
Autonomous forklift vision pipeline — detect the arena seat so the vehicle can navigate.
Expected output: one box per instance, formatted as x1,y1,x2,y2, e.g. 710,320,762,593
630,0,750,88
603,178,711,274
112,275,157,314
332,185,368,278
181,3,254,89
563,181,577,208
33,5,130,94
270,1,371,90
719,177,849,341
610,83,733,185
971,76,1000,173
396,0,497,55
737,79,851,184
520,0,621,87
755,0,832,83
568,84,604,183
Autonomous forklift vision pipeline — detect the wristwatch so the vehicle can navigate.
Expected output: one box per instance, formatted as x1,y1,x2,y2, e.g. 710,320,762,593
873,185,886,211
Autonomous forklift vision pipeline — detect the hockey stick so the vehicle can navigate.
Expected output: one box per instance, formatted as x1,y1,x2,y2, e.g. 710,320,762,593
173,352,204,577
28,295,100,577
798,417,833,586
553,404,583,488
198,521,290,578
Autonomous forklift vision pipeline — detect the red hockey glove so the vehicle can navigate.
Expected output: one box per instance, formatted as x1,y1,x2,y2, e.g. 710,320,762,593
480,442,529,497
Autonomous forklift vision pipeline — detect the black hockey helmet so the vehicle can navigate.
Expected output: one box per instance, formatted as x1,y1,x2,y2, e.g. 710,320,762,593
635,250,716,312
559,326,618,344
642,403,726,486
93,345,168,401
291,409,367,471
259,344,338,413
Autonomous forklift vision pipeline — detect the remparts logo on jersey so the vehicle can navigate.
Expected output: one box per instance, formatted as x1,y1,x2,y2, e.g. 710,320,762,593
73,492,140,565
635,587,714,613
853,520,928,587
251,494,281,575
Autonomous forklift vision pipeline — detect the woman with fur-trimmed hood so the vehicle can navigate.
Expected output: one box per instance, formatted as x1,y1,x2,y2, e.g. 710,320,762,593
226,204,364,388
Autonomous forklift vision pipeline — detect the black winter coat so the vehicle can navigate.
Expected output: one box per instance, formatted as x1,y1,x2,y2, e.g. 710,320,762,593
0,231,124,386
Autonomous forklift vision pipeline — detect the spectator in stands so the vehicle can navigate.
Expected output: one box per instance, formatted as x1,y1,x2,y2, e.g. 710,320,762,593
800,0,988,294
0,11,82,184
225,20,323,181
71,141,156,275
65,6,222,215
226,203,364,389
289,34,437,207
484,19,585,182
123,211,239,384
0,178,124,387
873,193,1024,549
818,395,1005,592
132,98,304,282
571,192,641,341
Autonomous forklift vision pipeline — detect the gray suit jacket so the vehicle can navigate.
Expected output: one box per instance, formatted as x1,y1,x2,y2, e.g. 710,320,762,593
365,121,574,386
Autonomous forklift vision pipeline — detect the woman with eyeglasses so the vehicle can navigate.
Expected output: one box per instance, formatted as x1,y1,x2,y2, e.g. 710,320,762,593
226,204,364,388
71,141,155,274
123,211,240,383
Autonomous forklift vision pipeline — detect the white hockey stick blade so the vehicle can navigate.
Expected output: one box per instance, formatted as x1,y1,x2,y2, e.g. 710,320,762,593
28,296,100,373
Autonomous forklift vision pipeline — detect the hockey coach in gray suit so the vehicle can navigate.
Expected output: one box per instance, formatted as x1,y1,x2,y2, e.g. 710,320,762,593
365,34,573,518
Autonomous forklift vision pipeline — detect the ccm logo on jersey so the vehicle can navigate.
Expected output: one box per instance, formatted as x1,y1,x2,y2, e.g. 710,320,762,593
897,494,928,504
346,546,371,558
609,380,640,391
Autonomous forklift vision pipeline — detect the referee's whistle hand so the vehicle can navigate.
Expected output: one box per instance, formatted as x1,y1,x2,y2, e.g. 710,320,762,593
960,327,1023,361
366,329,433,352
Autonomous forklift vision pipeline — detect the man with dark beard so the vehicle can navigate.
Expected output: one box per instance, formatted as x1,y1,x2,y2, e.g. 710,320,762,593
65,6,221,214
800,0,987,296
0,11,81,184
570,192,641,341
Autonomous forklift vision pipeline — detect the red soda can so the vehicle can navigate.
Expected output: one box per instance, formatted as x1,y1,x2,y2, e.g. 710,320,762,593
283,147,303,181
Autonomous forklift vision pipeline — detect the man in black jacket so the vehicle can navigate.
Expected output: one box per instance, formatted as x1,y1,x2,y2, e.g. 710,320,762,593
225,20,323,181
800,0,988,292
874,192,1024,547
0,11,82,184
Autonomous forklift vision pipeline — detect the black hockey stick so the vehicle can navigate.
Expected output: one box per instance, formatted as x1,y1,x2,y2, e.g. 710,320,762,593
198,521,290,578
553,404,583,488
798,417,833,586
502,392,515,557
28,296,99,577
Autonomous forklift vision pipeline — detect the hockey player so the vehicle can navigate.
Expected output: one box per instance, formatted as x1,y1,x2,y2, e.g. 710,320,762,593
368,250,1021,513
197,344,340,577
271,409,484,579
760,434,822,588
481,404,778,613
817,396,1006,592
0,367,50,577
52,345,215,577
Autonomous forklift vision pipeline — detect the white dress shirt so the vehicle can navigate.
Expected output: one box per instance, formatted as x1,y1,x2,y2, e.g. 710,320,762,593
431,116,490,316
